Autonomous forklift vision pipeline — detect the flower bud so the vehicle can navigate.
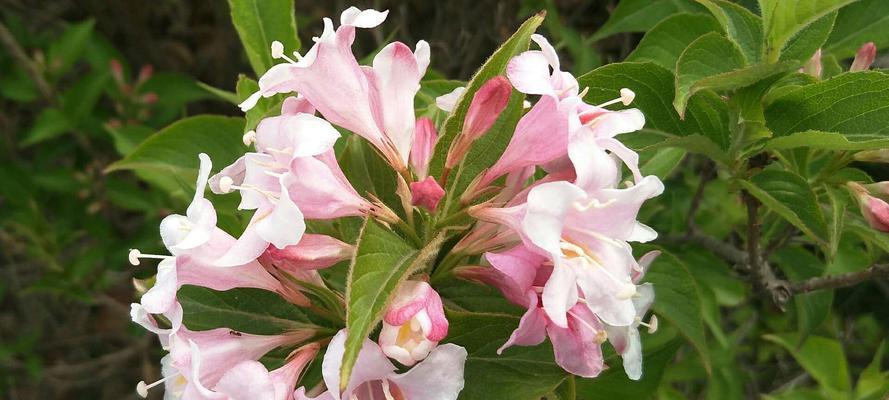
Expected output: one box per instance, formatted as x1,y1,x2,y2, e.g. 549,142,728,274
848,182,889,232
850,42,876,72
445,76,512,168
379,280,448,366
854,149,889,163
410,176,445,212
262,234,353,270
410,118,437,178
801,49,822,78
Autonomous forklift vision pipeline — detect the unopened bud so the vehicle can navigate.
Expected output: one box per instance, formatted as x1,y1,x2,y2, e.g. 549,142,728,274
801,49,823,78
410,118,437,179
850,42,876,72
854,149,889,163
410,176,445,212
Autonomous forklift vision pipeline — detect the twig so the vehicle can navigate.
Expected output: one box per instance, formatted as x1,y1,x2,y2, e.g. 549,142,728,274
0,21,52,102
686,163,715,229
789,264,889,294
744,191,791,309
662,230,748,267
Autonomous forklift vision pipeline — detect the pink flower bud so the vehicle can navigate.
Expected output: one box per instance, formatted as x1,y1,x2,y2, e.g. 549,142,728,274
463,76,512,140
137,64,154,85
410,176,445,212
141,92,159,104
410,118,437,178
801,49,822,78
379,280,449,366
109,59,124,84
854,149,889,163
261,234,353,270
848,182,889,232
850,42,876,72
445,76,512,168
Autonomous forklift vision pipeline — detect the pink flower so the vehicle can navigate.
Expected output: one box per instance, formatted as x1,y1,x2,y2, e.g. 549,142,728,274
445,76,513,168
507,34,579,99
295,330,466,400
136,328,311,399
379,281,449,366
850,42,876,72
849,181,889,232
473,178,663,327
410,176,446,212
240,7,429,171
410,118,437,179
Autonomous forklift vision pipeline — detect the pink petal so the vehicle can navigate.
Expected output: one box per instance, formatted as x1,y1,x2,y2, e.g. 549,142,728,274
484,245,546,305
547,305,605,378
371,41,425,166
388,344,467,400
851,42,877,72
507,51,554,96
214,361,277,399
483,96,568,185
410,118,437,178
497,292,548,353
281,95,316,115
286,152,369,219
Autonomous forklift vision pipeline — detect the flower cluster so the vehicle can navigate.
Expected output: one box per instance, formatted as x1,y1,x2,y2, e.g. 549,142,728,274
130,6,662,399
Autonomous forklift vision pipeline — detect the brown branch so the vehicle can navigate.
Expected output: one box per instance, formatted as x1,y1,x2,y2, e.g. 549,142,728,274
744,191,791,309
789,264,889,294
0,21,52,102
662,229,748,267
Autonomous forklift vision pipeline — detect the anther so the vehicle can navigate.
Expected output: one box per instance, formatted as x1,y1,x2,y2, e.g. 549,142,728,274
242,130,256,146
616,283,637,300
218,176,235,193
596,88,636,108
136,374,176,398
270,41,299,64
128,249,171,266
573,198,617,212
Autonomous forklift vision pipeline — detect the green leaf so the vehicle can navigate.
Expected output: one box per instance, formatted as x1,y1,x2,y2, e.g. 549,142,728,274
640,148,686,179
740,169,829,244
771,248,833,343
105,124,154,156
446,310,566,400
574,339,682,399
674,32,796,115
824,0,889,59
178,285,328,335
59,70,111,123
765,71,889,138
20,108,72,147
639,246,710,372
626,13,722,71
857,341,889,400
697,0,764,63
578,62,732,163
766,130,889,150
427,13,543,186
228,0,299,76
47,20,95,79
106,115,246,182
763,333,852,396
591,0,703,41
758,0,857,61
779,12,837,62
340,219,443,390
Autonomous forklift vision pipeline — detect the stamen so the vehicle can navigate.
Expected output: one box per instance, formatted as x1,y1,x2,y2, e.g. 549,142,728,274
560,241,636,300
381,379,396,400
218,176,235,193
263,170,285,179
265,147,294,156
292,51,303,61
136,373,178,398
128,249,171,266
218,179,280,202
636,315,658,333
595,88,636,108
242,130,256,146
270,40,299,64
578,86,590,98
567,310,608,344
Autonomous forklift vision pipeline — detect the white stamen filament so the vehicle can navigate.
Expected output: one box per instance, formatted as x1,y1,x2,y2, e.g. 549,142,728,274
264,146,294,156
270,40,299,64
567,310,608,344
636,315,658,333
217,176,281,202
292,51,303,60
136,373,179,398
128,249,171,266
242,130,256,146
596,88,635,108
381,380,397,400
578,86,590,98
263,170,285,179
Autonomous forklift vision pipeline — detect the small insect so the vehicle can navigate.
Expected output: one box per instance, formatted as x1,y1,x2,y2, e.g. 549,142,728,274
229,330,242,336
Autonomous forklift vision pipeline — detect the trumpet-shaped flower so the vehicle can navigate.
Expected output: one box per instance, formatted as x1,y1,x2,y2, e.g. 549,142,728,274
295,330,466,400
379,281,449,366
239,7,429,171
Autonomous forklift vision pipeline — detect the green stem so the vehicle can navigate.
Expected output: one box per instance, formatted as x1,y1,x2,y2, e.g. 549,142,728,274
430,250,467,283
434,208,469,230
394,219,423,248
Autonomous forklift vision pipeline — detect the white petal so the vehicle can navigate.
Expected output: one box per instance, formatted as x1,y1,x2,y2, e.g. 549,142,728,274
254,182,305,249
340,7,389,28
435,87,465,112
506,51,554,96
389,344,467,400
